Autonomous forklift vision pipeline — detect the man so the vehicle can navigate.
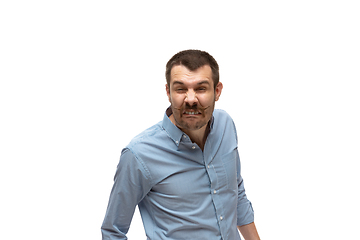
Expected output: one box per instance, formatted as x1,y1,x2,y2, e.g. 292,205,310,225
101,50,260,240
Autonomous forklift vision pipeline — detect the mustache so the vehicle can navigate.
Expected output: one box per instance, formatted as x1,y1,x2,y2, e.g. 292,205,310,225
173,104,211,111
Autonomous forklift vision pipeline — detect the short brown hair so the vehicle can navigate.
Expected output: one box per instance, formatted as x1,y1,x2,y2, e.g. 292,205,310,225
165,50,219,90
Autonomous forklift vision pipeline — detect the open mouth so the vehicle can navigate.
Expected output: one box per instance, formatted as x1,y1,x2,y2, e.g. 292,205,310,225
183,110,201,115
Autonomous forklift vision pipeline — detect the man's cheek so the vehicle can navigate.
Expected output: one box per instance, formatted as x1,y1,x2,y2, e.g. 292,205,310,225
171,96,185,108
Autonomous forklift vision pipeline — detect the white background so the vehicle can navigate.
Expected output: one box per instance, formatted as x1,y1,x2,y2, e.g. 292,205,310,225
1,1,359,239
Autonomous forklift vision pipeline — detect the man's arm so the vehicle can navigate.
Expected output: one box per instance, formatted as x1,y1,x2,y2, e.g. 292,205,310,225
101,148,151,240
237,222,260,240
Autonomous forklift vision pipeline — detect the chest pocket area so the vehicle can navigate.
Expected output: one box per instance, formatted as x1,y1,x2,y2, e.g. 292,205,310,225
213,149,238,190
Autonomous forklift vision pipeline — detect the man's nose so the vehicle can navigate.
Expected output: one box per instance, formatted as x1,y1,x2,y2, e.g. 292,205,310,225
185,89,198,106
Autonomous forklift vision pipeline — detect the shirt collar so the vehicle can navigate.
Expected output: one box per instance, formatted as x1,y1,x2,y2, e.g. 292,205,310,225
162,107,215,147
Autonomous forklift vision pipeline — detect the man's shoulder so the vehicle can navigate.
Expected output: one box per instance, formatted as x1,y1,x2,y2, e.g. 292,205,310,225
213,109,234,123
212,109,238,141
126,121,166,150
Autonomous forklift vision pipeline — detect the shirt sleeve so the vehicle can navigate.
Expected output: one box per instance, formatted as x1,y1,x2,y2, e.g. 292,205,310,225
101,148,152,240
230,117,255,226
236,153,255,226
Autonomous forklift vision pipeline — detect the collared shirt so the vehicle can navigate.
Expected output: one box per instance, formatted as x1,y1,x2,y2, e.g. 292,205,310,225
101,108,254,240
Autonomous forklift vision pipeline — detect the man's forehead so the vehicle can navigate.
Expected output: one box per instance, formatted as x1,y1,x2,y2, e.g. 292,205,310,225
170,65,213,84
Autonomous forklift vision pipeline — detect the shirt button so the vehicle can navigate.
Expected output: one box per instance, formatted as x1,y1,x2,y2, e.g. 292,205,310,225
213,190,217,194
207,165,210,168
192,146,196,149
175,141,179,144
183,135,187,139
220,216,223,221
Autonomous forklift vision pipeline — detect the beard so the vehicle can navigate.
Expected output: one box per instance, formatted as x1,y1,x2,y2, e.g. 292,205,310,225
170,101,215,132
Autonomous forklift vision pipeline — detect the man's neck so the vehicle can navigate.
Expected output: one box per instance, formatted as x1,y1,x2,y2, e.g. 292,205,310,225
169,114,210,151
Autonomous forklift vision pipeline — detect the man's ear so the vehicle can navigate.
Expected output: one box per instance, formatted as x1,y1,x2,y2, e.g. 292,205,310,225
166,84,171,102
215,82,223,101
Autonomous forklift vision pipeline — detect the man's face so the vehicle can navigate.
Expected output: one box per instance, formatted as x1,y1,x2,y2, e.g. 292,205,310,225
166,65,223,132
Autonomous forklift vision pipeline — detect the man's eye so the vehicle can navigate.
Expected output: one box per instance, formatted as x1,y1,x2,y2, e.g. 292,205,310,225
176,88,186,92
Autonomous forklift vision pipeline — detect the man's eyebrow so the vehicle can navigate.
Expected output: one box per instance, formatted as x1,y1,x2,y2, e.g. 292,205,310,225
197,80,210,85
172,81,185,85
172,80,210,85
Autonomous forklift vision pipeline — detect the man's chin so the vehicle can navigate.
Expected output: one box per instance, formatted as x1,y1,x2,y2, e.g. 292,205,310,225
175,119,207,131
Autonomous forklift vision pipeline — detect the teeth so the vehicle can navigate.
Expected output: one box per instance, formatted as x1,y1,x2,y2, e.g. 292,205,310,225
185,111,199,115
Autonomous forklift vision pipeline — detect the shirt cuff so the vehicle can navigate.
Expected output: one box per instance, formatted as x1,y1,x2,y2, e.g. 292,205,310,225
237,201,254,226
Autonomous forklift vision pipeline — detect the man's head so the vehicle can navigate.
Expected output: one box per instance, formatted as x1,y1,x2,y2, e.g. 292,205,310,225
165,50,223,133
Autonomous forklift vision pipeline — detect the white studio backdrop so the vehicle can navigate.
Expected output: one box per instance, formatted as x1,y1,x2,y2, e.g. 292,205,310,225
1,1,359,239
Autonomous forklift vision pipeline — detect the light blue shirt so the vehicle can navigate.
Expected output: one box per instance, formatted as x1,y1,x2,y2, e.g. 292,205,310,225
101,108,254,240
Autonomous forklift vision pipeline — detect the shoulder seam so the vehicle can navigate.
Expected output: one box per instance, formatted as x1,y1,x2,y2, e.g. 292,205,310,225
126,147,154,186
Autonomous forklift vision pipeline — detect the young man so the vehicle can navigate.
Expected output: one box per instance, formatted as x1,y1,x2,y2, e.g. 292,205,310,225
101,50,260,240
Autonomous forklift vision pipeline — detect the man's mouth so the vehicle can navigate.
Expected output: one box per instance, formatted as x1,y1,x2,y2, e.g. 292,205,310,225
184,111,200,115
